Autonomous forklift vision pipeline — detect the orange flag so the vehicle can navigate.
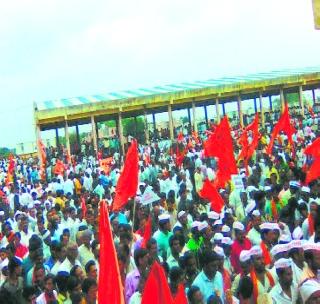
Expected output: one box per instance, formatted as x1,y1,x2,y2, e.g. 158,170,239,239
141,215,152,249
98,200,125,304
304,137,320,184
112,140,139,211
173,284,188,304
204,116,237,188
266,103,296,155
141,262,174,304
199,179,224,213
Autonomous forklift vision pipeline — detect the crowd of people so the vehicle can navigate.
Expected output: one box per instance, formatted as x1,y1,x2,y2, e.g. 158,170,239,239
0,106,319,304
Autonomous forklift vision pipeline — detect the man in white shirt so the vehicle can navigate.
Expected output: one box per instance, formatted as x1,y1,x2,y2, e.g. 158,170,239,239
270,258,298,304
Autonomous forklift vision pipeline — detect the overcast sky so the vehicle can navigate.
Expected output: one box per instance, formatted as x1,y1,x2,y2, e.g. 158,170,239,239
1,0,320,148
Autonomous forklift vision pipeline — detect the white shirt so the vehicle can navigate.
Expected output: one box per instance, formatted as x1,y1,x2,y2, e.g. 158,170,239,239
269,282,298,304
129,292,142,304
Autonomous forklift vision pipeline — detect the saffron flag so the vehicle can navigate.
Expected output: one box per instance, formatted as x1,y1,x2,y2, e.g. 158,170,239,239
173,284,188,304
112,140,139,211
266,103,296,155
199,179,224,213
175,145,186,168
38,140,47,180
304,137,320,184
141,262,174,304
141,215,152,249
204,116,237,188
98,200,125,304
53,159,65,175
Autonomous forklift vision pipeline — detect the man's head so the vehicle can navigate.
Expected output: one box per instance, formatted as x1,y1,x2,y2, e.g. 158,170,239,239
85,260,98,281
200,250,219,280
133,248,149,270
275,258,293,288
304,244,320,274
250,246,265,273
169,235,182,256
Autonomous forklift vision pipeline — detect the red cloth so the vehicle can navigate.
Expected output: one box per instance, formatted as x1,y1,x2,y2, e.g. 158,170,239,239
141,262,174,304
80,196,87,219
199,179,224,213
204,116,237,188
112,140,139,211
141,215,152,249
266,103,296,155
53,159,64,175
177,132,184,143
260,241,272,266
230,238,252,274
176,145,186,168
98,201,125,304
173,284,188,304
222,269,231,293
304,138,320,184
15,243,28,259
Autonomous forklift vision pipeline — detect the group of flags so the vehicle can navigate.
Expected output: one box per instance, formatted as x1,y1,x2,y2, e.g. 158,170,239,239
31,102,320,303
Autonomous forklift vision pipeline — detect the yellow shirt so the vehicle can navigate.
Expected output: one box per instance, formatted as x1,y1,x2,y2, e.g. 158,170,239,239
55,197,65,209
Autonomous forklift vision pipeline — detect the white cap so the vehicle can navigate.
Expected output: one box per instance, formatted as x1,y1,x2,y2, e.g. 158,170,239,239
213,233,223,241
213,246,225,257
221,237,233,246
27,203,34,209
213,219,223,226
208,211,220,220
300,279,320,303
292,226,303,240
250,246,263,257
233,221,245,231
304,242,320,252
177,211,186,219
191,221,201,230
260,222,274,231
289,240,304,250
252,210,260,217
245,201,256,215
264,186,272,191
289,181,301,188
274,258,291,270
270,223,280,231
301,186,310,193
239,250,252,262
199,221,209,232
219,189,226,194
158,213,170,222
0,211,4,216
270,244,289,257
279,233,292,244
221,225,231,233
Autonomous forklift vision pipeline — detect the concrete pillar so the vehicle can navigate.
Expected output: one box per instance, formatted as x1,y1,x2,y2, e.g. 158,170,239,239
168,104,174,140
91,115,98,156
192,101,198,132
187,107,191,126
64,120,71,162
254,98,258,113
75,124,80,145
237,95,243,127
144,110,149,144
55,128,59,148
299,86,305,117
259,92,265,128
269,96,273,110
152,113,156,138
118,112,125,155
280,88,285,112
215,98,220,123
204,105,209,129
312,89,316,105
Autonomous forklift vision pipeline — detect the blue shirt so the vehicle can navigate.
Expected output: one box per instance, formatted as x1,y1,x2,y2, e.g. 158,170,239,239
192,270,224,302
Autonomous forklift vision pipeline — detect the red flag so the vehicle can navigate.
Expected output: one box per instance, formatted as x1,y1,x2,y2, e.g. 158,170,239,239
177,132,184,143
112,140,139,211
304,138,320,158
81,196,87,219
173,284,188,304
204,116,237,187
141,262,174,304
175,145,186,168
266,103,296,155
199,179,224,213
98,200,125,304
141,215,152,249
304,138,320,184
